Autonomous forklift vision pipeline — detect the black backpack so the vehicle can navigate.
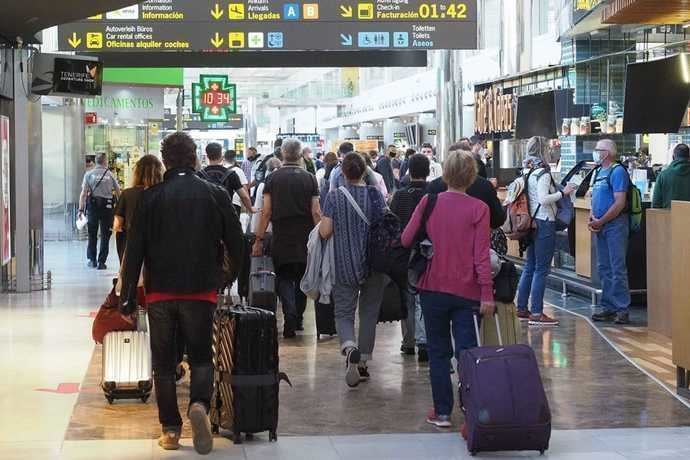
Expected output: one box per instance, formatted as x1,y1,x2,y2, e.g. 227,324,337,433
368,210,409,293
199,167,234,188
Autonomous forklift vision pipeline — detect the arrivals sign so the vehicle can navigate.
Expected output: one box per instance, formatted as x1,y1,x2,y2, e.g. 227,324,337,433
192,75,237,122
57,0,478,52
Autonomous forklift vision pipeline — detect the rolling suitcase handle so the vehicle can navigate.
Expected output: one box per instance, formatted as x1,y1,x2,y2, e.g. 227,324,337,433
472,310,503,347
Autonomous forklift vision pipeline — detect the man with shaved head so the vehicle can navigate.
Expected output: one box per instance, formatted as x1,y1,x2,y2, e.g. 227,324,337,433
589,139,631,325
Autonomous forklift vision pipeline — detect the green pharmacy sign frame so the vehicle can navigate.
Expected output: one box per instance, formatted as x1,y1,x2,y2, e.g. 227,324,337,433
192,74,237,122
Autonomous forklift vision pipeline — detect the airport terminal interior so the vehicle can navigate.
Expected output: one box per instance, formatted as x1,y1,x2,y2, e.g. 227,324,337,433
3,1,690,459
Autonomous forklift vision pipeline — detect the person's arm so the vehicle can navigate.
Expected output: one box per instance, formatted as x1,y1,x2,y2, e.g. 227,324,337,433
218,189,245,274
536,173,563,207
473,205,495,315
376,173,388,198
485,182,507,229
401,195,427,248
311,197,321,225
319,191,334,239
78,183,89,215
251,193,272,256
319,216,334,239
237,187,255,213
120,199,146,315
652,173,664,208
109,171,121,199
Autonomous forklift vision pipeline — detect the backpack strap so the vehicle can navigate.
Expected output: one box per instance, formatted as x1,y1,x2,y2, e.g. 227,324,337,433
415,193,438,243
220,169,236,186
339,186,370,226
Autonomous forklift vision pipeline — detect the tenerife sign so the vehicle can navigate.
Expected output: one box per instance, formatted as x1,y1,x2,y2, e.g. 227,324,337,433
191,75,237,122
57,0,478,52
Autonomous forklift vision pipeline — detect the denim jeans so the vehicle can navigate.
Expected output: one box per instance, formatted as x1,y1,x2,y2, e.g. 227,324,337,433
595,214,630,313
516,219,556,315
148,300,215,432
333,272,386,362
401,292,427,347
276,263,307,330
419,290,479,417
87,205,113,264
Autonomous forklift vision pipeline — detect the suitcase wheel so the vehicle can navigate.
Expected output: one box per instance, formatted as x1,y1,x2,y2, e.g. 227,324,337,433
211,424,219,435
232,432,243,444
540,450,545,456
106,396,115,405
269,430,277,442
140,395,149,404
245,433,254,441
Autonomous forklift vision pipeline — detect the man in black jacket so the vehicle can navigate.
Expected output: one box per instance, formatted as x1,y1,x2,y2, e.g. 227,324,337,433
426,144,506,229
121,132,244,455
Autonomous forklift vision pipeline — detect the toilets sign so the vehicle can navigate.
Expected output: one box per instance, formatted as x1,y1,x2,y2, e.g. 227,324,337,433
191,75,237,122
57,0,477,51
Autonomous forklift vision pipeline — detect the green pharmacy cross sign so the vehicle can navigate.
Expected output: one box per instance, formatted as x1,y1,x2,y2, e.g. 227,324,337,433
192,75,237,122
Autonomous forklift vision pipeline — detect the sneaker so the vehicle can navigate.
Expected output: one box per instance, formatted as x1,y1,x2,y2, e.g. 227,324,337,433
417,345,429,363
358,365,370,382
528,313,559,327
175,364,186,385
345,347,361,388
400,345,416,355
517,309,531,321
157,431,181,451
97,262,107,270
614,312,630,325
592,310,617,322
87,260,97,268
188,402,213,455
426,409,452,428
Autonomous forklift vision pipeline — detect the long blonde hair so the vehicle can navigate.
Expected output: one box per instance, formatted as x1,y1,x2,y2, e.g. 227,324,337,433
132,155,164,188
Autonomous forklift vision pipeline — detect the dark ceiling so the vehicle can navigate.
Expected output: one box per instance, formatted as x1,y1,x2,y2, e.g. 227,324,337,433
0,0,143,44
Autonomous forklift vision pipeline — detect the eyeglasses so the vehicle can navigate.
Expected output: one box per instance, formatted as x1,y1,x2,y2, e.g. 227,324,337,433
594,149,610,153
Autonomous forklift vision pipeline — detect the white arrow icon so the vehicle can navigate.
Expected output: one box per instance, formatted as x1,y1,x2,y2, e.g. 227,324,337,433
340,34,353,46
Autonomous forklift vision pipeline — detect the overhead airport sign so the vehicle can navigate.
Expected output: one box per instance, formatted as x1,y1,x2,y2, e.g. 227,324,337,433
57,0,478,52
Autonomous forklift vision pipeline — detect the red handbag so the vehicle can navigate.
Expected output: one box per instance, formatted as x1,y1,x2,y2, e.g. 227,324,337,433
92,285,147,344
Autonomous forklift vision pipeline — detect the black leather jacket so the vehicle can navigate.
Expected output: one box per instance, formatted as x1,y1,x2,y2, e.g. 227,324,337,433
120,168,244,313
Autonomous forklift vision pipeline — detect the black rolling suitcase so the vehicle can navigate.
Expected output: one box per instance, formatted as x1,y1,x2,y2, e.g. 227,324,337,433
248,256,277,312
210,305,290,444
315,301,337,338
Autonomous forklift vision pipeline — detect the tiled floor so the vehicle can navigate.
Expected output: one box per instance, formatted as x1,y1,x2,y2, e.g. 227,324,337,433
2,241,690,459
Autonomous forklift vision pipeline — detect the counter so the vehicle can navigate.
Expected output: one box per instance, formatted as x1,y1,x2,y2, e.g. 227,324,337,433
646,209,672,338
671,201,690,398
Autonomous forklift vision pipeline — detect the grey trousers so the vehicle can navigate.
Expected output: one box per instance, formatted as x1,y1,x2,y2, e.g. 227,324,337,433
333,272,386,362
401,292,427,348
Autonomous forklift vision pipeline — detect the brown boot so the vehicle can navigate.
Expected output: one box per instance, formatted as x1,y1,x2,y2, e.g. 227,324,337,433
189,402,214,455
157,431,181,450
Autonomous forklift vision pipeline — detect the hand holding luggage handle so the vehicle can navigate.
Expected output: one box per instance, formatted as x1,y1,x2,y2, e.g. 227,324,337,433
472,310,503,347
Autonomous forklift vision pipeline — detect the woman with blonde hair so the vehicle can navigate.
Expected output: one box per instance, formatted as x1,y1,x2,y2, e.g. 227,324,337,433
401,149,494,428
114,155,165,261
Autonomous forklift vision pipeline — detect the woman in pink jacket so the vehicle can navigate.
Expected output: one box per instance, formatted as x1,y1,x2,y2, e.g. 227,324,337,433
401,149,495,428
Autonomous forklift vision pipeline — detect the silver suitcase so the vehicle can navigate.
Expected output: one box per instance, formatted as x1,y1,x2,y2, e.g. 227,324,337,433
101,308,153,404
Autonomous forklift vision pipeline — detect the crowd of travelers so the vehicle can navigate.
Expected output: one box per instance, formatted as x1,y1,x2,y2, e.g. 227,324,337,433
82,130,654,453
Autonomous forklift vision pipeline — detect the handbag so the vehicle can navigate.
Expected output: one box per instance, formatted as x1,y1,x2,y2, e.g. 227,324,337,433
493,259,519,303
407,194,438,291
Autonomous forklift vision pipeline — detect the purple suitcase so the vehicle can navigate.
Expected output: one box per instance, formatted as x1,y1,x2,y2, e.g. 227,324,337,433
459,315,551,456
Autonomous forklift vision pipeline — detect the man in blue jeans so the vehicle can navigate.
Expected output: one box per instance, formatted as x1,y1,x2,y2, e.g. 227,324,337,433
589,139,631,325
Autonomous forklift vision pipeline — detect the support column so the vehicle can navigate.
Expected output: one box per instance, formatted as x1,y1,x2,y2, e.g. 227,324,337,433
244,96,257,148
435,49,460,162
12,49,31,292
